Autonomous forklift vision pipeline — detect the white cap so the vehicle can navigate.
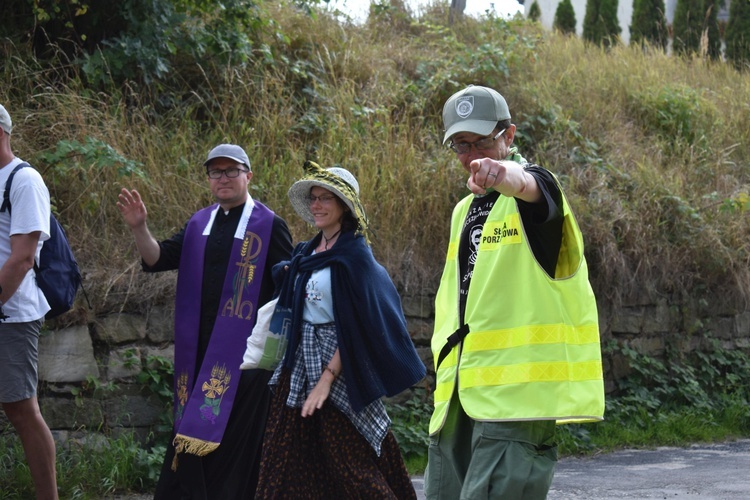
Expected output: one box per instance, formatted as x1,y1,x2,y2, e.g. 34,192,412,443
0,105,12,135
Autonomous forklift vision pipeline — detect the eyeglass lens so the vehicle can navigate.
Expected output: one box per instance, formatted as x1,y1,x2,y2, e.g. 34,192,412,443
208,168,247,179
308,194,336,203
451,129,505,154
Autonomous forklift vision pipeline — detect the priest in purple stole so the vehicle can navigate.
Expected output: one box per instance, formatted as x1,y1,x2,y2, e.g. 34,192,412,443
118,144,293,499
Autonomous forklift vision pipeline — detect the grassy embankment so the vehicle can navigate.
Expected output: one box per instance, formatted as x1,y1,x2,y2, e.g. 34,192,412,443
1,1,749,497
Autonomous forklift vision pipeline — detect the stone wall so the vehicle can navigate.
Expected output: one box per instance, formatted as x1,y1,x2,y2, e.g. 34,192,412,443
598,294,750,393
12,306,177,444
2,292,748,444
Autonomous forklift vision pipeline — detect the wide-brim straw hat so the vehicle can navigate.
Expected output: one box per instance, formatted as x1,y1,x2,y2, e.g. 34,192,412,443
287,160,368,233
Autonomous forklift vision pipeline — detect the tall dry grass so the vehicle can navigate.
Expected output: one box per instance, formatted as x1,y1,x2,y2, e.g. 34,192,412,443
0,3,748,323
517,34,750,306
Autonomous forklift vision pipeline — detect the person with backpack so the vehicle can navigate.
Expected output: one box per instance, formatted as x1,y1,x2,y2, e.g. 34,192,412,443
0,103,59,500
117,144,293,499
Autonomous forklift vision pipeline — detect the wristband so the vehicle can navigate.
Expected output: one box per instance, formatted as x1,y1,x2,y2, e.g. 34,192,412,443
324,366,339,379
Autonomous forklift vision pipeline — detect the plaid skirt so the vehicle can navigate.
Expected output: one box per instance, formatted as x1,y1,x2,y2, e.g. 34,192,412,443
256,369,417,499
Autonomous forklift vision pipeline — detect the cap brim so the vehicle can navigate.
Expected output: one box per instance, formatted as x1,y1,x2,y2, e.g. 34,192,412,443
443,119,498,145
287,180,357,226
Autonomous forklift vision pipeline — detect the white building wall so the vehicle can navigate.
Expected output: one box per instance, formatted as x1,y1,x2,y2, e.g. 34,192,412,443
526,0,726,45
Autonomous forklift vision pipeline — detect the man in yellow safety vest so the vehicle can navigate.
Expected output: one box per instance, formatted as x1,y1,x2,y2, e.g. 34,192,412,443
424,85,605,500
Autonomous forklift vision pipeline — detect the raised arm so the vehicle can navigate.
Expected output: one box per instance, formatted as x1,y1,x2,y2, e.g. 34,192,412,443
468,158,542,203
117,188,161,267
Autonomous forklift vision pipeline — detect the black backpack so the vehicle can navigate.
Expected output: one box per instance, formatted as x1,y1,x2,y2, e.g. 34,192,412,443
1,162,85,319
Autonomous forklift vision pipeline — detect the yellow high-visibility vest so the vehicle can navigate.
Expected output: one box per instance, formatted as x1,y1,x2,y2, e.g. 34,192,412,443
430,186,604,435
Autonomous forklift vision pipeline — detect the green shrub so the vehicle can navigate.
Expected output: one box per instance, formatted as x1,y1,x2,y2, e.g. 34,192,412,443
672,0,719,57
132,352,176,443
583,0,621,47
725,0,750,69
627,84,712,146
558,337,750,454
554,0,577,35
79,0,267,90
528,1,542,21
629,0,668,50
3,0,271,96
387,387,432,460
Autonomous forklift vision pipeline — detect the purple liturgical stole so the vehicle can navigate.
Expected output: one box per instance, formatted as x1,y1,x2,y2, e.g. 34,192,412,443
171,198,274,467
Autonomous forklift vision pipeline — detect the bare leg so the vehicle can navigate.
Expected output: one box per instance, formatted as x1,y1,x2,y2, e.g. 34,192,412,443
3,397,59,500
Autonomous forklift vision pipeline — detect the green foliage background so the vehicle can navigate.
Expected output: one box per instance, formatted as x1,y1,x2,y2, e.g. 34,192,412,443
1,0,750,495
1,0,747,318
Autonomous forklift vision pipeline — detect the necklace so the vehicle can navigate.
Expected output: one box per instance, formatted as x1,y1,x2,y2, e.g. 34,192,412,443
322,229,342,250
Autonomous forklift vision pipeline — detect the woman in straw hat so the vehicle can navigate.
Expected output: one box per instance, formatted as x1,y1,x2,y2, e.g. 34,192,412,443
255,161,425,498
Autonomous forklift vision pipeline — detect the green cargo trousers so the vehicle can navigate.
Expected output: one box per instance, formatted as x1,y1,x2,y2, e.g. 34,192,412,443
424,395,557,500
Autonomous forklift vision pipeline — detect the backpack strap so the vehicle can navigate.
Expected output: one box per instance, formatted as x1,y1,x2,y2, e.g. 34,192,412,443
1,162,30,215
2,162,45,275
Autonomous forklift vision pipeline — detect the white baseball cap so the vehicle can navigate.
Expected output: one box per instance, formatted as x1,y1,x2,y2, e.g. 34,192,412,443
0,104,13,135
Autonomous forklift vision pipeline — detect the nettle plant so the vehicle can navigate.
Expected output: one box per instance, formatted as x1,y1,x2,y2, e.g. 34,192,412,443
386,386,432,459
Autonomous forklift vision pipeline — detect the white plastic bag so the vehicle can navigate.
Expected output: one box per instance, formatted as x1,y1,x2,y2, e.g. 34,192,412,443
240,298,292,371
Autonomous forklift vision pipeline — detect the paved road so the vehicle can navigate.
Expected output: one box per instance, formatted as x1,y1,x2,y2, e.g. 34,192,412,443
414,439,750,499
115,440,750,499
548,439,750,499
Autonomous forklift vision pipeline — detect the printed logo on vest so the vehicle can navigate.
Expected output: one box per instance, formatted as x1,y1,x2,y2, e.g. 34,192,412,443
480,214,522,249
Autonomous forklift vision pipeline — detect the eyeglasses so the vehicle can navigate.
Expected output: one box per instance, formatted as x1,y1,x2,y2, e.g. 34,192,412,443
207,167,249,179
449,129,506,154
308,194,337,204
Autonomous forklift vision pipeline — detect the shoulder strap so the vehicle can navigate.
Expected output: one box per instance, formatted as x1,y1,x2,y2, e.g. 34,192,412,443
1,162,44,274
1,162,31,215
436,323,470,368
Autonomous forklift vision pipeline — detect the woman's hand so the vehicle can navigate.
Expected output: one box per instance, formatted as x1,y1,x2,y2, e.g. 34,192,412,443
301,371,334,417
302,349,341,418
